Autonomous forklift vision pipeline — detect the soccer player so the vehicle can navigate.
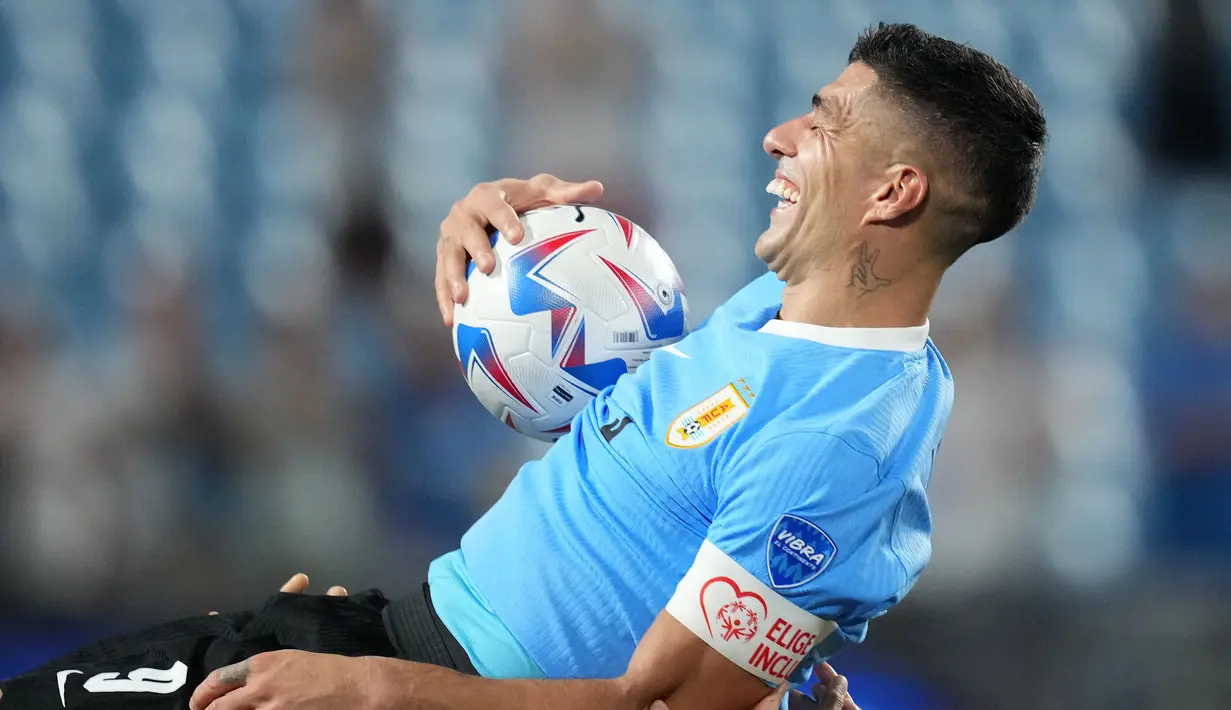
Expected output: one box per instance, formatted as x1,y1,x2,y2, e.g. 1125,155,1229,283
0,23,1043,710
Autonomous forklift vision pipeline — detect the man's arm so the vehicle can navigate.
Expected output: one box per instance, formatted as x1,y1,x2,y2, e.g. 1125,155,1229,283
654,663,860,710
190,611,771,710
382,611,770,710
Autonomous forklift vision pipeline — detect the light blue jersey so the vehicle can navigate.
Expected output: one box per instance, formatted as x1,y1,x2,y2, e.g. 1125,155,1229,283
431,271,953,688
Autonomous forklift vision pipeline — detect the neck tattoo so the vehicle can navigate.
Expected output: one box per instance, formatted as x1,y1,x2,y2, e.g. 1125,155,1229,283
849,241,892,298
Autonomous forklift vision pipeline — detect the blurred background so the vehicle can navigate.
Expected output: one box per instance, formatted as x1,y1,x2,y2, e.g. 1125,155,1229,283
0,0,1228,707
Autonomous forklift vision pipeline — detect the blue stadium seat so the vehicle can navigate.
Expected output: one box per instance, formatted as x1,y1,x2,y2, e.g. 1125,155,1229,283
250,93,337,215
119,90,219,221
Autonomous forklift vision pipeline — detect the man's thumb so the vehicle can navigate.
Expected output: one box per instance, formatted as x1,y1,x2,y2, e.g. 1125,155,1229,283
648,702,669,710
773,678,792,699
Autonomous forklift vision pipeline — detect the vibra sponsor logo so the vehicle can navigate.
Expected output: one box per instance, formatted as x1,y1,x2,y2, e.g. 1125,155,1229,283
778,532,827,565
767,514,837,589
666,383,751,449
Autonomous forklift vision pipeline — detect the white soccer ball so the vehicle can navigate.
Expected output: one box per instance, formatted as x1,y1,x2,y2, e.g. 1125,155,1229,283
453,204,689,441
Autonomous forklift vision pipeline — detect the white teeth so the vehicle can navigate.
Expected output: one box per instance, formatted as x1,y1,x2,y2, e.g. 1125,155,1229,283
765,178,799,204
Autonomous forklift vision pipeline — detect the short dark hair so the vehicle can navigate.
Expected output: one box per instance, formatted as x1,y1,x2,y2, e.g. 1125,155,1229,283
849,23,1046,260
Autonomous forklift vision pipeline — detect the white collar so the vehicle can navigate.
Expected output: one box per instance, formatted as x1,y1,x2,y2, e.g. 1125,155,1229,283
757,318,930,352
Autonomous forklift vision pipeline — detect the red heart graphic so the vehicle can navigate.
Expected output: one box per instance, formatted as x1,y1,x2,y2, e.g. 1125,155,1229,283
699,577,769,643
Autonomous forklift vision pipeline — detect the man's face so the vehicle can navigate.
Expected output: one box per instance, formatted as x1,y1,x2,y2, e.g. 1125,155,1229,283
755,62,884,280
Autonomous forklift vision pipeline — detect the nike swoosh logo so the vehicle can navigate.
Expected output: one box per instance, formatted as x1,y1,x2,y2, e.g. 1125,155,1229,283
661,344,690,359
57,670,82,707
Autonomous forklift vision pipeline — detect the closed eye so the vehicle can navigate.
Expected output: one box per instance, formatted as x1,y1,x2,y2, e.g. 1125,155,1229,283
811,93,834,118
810,94,833,134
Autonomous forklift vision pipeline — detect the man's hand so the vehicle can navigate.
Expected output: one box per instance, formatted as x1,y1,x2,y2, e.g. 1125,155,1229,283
207,573,346,616
436,174,604,326
189,651,381,710
800,664,859,710
648,664,859,710
190,575,360,708
277,572,347,597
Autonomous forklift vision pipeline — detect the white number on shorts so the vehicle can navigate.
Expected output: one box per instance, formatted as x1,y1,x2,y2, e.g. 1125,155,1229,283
81,661,188,695
58,662,188,708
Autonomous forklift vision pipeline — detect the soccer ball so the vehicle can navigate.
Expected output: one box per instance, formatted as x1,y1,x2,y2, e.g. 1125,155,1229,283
453,204,688,441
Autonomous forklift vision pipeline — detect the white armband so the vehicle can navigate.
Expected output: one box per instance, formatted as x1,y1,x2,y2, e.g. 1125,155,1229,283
666,540,837,684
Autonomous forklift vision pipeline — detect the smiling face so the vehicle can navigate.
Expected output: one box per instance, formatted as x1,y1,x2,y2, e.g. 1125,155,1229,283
755,62,890,282
760,22,1047,306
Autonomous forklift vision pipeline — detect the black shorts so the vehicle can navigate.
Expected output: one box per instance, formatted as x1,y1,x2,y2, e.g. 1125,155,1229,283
0,584,475,709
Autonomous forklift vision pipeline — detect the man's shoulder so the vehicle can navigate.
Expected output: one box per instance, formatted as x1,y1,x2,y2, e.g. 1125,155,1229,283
718,345,951,476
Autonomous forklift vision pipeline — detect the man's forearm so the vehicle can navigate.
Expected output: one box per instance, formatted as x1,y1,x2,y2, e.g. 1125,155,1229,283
374,659,646,710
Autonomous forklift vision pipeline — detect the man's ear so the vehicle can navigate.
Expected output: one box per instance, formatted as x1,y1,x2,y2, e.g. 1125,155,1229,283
862,165,927,226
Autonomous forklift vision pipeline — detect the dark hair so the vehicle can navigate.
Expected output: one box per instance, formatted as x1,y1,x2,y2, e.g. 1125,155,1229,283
849,23,1046,260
